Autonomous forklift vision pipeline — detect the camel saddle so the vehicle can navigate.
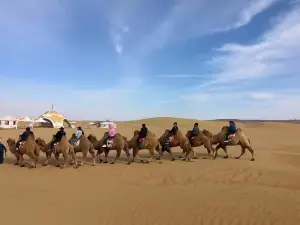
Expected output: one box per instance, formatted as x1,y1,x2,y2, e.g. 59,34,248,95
227,134,235,141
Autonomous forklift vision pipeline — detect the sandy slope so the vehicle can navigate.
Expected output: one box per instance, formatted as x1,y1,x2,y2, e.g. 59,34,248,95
0,118,300,225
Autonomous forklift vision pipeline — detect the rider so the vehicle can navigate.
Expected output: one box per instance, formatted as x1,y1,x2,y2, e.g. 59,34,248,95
102,123,117,147
166,122,178,142
189,122,200,144
137,124,148,148
16,127,34,151
51,127,66,150
225,121,237,142
74,126,84,146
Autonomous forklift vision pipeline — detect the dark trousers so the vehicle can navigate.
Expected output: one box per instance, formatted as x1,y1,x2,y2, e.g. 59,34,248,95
16,137,26,149
50,138,60,149
189,134,197,144
0,152,4,164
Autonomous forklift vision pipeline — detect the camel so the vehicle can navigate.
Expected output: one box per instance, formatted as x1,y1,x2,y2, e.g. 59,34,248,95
6,134,40,168
185,130,215,157
127,130,163,163
35,136,78,168
202,126,255,161
94,132,131,164
158,130,194,161
69,134,96,166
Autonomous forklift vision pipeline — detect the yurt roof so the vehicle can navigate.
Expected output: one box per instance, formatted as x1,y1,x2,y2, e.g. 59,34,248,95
38,110,65,123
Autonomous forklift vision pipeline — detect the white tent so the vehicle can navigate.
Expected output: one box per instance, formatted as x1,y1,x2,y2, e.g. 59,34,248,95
35,118,48,123
89,122,95,125
18,116,33,122
100,121,115,128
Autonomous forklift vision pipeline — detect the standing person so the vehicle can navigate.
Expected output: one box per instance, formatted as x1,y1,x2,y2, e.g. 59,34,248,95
102,123,117,148
0,139,7,164
137,124,148,148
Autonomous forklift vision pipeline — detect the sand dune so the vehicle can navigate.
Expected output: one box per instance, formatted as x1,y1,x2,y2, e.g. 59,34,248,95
0,117,300,225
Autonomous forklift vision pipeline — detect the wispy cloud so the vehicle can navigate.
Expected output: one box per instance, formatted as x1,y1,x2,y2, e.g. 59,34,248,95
155,74,209,78
203,4,300,86
247,92,275,100
138,0,277,55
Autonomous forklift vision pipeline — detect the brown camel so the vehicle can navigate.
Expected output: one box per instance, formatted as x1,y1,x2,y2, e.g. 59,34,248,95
69,134,96,166
35,137,54,166
127,130,163,163
185,130,215,157
202,126,255,161
96,132,131,164
35,135,78,168
158,129,194,161
6,134,40,168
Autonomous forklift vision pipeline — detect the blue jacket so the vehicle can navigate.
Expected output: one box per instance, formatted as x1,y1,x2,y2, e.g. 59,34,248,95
20,130,33,140
228,124,237,134
0,143,6,154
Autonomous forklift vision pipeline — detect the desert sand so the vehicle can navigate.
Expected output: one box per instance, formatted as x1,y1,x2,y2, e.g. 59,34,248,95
0,117,300,225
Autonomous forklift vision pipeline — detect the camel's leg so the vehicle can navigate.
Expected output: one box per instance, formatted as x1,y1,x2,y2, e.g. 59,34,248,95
89,148,96,166
19,155,25,167
155,145,163,160
111,148,121,164
144,148,155,163
96,152,102,163
191,148,197,159
55,153,60,167
124,148,131,165
80,151,88,166
245,146,255,161
163,145,175,161
133,149,144,163
234,146,246,160
103,149,109,163
27,152,37,169
222,146,229,158
213,144,222,159
178,149,185,158
14,153,20,165
43,152,51,166
168,149,176,161
71,152,78,168
61,152,68,169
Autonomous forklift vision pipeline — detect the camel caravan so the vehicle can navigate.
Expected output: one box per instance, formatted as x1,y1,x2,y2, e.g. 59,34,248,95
4,121,255,169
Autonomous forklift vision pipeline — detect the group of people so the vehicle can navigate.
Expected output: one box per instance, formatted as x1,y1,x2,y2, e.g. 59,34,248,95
4,120,237,156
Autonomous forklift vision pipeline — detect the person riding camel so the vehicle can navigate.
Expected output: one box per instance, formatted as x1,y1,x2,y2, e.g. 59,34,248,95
166,122,178,143
16,127,34,151
102,123,117,148
50,127,66,151
74,126,84,146
225,121,237,142
137,124,148,149
189,122,200,145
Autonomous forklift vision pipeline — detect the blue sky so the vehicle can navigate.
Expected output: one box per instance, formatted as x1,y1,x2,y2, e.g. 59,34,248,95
1,0,300,120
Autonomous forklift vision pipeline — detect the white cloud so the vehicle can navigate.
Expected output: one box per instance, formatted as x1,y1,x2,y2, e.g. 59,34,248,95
155,74,209,78
247,92,275,100
205,4,300,86
138,0,276,55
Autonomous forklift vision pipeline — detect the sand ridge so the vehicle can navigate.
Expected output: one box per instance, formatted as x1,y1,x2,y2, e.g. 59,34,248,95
0,118,300,225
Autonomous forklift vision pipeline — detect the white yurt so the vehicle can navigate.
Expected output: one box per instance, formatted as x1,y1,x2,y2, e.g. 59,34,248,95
0,116,18,129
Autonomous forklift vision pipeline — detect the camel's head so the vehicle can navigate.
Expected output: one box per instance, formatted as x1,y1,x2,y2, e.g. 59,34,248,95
35,138,46,146
87,134,97,142
133,130,139,137
7,138,16,146
221,126,229,132
164,129,170,135
185,130,192,138
202,129,213,138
